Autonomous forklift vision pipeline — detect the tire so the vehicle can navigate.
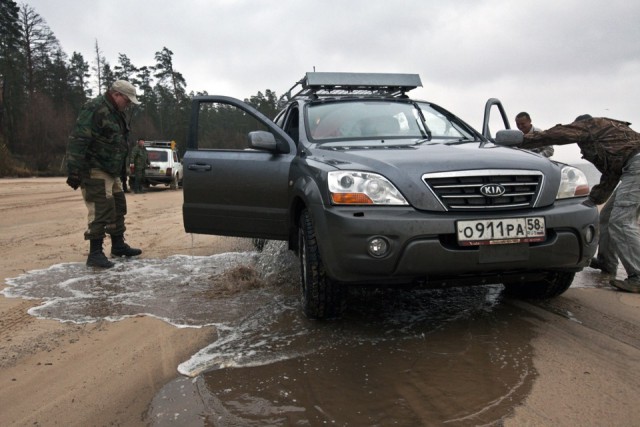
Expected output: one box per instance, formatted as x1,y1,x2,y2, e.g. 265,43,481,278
170,173,179,190
503,271,575,299
298,209,345,319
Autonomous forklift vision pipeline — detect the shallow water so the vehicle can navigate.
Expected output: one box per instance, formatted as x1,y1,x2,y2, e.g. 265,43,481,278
3,240,607,425
149,282,539,426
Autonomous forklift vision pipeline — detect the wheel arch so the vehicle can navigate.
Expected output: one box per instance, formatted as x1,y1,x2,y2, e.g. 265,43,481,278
288,196,306,252
287,173,326,252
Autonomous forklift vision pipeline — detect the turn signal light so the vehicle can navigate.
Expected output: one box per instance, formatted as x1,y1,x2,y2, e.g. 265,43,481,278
331,193,373,204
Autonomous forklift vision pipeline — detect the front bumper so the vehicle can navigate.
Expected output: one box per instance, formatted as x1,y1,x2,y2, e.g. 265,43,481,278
309,199,599,285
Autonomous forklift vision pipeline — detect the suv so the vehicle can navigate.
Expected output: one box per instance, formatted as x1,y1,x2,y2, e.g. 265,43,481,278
183,72,598,319
144,140,183,190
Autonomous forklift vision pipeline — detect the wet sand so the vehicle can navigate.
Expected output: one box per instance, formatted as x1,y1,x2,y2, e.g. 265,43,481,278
0,178,252,425
1,177,639,426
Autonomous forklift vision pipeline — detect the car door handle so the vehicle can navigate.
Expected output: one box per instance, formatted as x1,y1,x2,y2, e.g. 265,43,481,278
188,163,212,171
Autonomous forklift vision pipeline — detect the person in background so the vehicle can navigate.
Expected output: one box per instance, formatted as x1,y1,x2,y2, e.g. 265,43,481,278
515,112,554,157
130,138,148,194
520,114,640,293
66,80,143,268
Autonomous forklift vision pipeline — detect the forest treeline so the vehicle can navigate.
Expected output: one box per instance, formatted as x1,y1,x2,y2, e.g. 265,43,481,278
0,0,281,177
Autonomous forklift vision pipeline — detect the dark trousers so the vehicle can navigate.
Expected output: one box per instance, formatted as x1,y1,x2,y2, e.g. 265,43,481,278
133,171,145,193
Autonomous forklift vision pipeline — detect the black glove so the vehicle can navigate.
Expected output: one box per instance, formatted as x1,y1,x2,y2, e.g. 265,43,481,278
66,173,82,190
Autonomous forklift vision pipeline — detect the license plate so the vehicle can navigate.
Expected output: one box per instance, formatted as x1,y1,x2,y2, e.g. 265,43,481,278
457,217,545,246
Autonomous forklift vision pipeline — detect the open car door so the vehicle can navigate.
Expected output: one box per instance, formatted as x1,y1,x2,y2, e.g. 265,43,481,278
182,96,296,240
481,98,511,141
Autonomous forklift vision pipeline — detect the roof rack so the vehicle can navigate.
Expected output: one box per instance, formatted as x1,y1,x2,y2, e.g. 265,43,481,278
144,140,176,149
284,72,422,100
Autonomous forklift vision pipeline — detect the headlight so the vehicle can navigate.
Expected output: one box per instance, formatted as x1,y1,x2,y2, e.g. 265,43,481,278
556,165,590,199
328,171,408,205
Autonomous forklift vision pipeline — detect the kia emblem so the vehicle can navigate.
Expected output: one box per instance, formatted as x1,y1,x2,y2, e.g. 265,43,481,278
480,184,506,197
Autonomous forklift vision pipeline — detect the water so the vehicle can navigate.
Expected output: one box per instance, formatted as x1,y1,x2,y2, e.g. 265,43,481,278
3,252,273,327
3,241,542,425
2,242,303,375
148,284,539,426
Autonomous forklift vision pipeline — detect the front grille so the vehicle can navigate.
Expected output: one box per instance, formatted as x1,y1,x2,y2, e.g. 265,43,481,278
422,170,543,211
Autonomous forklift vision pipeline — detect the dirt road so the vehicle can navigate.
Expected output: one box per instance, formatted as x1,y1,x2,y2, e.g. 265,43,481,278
1,177,639,426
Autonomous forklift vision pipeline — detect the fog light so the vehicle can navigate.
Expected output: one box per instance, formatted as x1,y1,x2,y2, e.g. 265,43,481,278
584,225,596,244
368,237,389,257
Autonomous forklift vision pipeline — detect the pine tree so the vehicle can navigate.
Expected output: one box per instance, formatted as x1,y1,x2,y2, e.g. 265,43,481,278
114,53,138,83
153,47,186,100
18,4,60,96
0,0,23,145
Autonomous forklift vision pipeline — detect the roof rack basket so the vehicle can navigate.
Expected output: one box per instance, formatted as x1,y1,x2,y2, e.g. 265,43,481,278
144,140,176,149
283,72,422,101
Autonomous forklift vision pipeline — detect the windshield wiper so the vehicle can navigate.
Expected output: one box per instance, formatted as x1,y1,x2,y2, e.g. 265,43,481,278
412,102,432,141
416,137,474,146
444,138,475,145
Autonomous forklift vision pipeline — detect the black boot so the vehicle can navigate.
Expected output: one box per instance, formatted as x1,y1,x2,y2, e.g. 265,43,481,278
87,238,115,268
110,234,142,257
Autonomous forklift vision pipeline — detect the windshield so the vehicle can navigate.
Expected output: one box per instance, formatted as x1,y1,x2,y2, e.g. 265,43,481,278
306,100,474,143
306,101,428,141
417,102,475,141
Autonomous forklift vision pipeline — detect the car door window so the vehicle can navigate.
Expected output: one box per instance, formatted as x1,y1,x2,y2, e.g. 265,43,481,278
196,102,271,150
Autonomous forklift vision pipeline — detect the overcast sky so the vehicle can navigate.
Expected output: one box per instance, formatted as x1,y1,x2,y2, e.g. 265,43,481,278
24,0,640,163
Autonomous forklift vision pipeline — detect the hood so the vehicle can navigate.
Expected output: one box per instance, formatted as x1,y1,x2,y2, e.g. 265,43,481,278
308,139,562,211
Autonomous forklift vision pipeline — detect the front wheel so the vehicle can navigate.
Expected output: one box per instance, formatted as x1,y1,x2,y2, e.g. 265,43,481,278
298,209,345,319
503,271,575,299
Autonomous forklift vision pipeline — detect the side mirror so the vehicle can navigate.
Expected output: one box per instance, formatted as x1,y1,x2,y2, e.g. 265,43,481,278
495,129,524,146
248,131,278,151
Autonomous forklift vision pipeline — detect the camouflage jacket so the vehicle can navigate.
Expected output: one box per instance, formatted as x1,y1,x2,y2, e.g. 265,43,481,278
525,126,554,157
521,117,640,204
66,93,130,177
528,145,555,158
130,144,148,170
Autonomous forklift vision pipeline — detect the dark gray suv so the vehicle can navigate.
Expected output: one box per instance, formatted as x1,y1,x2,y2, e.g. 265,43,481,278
183,72,598,319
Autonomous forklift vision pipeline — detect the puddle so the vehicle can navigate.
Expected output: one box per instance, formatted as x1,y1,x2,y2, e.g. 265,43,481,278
4,240,545,425
149,285,538,426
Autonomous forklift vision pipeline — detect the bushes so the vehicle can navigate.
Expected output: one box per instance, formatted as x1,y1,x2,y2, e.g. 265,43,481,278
0,139,34,177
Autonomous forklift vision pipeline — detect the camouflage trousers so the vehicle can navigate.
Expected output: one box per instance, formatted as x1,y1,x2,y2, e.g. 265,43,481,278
133,170,145,193
596,154,640,277
81,169,127,240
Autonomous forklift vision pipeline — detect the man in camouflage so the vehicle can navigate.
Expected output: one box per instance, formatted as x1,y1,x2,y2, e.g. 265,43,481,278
130,138,149,194
66,80,143,268
520,114,640,292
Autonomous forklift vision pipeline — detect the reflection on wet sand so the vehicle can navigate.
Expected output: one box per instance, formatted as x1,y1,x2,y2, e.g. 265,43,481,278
152,283,539,426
